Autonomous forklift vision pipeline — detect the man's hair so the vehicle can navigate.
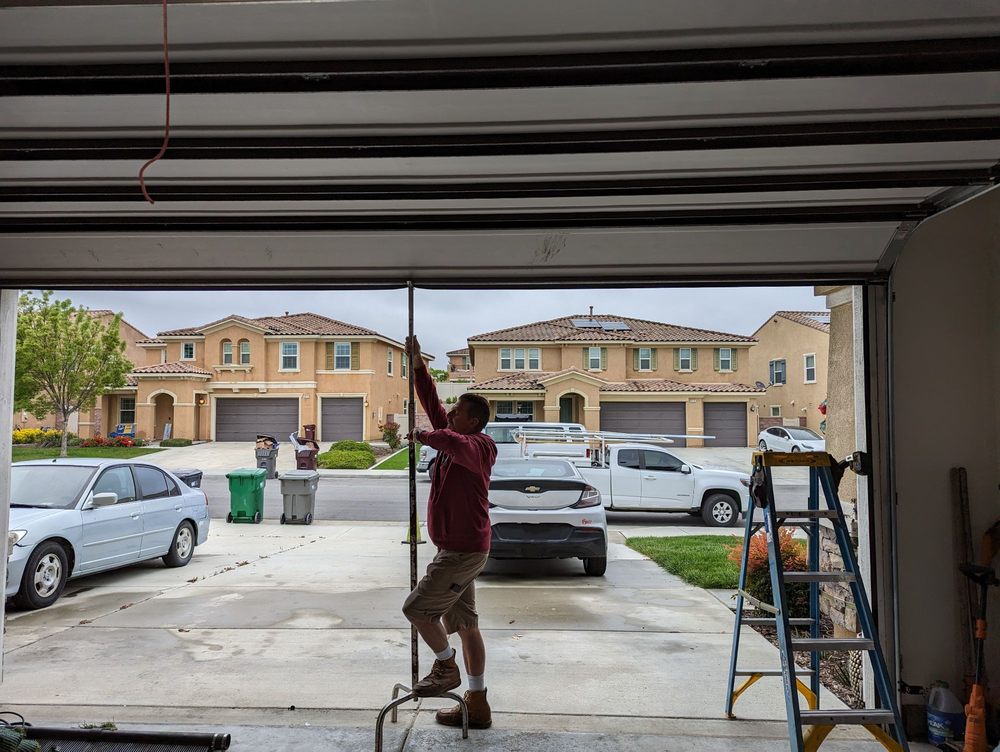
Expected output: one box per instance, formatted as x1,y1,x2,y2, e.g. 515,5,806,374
459,393,491,432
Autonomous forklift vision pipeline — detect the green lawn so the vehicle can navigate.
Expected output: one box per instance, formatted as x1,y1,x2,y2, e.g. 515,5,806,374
12,445,165,462
627,535,743,589
372,444,422,470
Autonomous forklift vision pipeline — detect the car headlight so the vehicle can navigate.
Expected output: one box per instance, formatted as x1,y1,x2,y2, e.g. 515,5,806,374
7,530,26,555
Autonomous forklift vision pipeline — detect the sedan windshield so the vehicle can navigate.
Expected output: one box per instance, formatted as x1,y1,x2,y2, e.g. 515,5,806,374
492,460,578,479
11,465,97,508
786,428,822,440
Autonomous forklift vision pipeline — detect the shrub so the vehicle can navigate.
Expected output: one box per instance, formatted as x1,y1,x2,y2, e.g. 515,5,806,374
378,421,401,450
330,440,373,454
160,438,193,447
317,449,374,470
727,528,809,618
13,428,62,445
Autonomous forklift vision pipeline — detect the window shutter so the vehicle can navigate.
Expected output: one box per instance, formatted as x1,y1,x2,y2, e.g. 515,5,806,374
325,343,334,370
769,361,775,384
691,349,698,371
731,349,738,370
651,348,657,371
583,348,589,368
600,348,607,370
673,348,680,370
350,342,360,370
713,348,720,371
632,349,640,370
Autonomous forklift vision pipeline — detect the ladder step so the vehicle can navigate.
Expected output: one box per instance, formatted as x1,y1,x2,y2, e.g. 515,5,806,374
741,617,816,626
783,571,856,583
800,709,896,726
733,668,815,677
792,638,874,652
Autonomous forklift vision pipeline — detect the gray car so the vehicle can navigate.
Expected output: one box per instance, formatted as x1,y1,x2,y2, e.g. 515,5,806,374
6,459,211,609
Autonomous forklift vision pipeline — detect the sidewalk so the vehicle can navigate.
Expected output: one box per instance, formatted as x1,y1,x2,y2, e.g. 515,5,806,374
1,522,921,751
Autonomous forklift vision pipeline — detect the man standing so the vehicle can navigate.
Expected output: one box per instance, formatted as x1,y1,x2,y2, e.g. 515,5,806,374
402,335,498,729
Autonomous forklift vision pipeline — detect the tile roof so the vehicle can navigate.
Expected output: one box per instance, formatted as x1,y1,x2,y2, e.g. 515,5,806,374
447,347,470,356
773,310,831,334
471,372,765,393
157,312,380,338
469,314,755,344
125,375,138,387
137,338,165,345
132,361,213,376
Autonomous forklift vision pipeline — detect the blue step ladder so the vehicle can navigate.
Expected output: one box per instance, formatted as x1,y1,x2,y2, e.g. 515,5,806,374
725,450,909,752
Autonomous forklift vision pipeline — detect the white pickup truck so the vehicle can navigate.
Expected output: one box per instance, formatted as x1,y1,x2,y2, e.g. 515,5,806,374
578,443,750,527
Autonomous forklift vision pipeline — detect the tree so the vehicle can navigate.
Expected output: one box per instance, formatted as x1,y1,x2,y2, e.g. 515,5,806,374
15,292,133,457
429,367,449,382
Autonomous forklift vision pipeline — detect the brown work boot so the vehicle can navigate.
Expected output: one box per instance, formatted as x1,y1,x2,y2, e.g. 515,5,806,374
435,689,492,729
412,653,461,697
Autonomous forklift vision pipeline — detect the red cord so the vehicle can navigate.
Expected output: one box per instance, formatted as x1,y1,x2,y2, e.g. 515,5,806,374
138,0,170,204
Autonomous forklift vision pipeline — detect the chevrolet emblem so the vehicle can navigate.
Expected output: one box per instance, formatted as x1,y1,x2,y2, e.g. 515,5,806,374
524,485,541,493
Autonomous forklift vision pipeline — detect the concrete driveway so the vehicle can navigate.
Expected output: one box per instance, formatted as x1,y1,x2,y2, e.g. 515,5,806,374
0,520,907,750
152,441,327,475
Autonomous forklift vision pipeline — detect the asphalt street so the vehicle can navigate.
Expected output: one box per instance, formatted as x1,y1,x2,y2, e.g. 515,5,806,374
201,474,812,526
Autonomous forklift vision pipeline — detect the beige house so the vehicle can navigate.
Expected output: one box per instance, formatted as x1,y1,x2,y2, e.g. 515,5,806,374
747,311,830,435
13,310,148,439
445,347,474,381
468,314,765,447
129,312,421,442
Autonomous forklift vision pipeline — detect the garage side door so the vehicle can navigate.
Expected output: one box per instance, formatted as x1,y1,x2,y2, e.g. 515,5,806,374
321,397,364,441
599,402,687,447
215,397,299,442
703,402,748,447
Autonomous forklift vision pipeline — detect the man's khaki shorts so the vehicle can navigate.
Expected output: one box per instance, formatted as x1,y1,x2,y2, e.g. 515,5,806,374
402,549,490,634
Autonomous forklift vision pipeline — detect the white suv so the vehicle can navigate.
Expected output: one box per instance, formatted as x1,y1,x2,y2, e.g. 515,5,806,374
417,421,586,474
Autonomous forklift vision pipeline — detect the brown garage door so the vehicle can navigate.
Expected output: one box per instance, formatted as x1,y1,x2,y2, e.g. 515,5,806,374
215,397,299,442
599,402,687,447
703,402,747,447
321,397,364,441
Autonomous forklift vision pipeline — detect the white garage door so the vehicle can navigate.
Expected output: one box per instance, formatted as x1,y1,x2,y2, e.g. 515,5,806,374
599,402,687,447
703,403,748,447
321,397,364,441
215,398,299,442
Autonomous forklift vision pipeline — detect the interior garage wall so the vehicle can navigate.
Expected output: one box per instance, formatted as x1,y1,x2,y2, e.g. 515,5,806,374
892,186,1000,691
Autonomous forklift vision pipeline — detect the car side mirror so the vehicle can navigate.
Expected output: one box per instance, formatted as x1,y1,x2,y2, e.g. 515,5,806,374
680,465,692,474
89,492,118,508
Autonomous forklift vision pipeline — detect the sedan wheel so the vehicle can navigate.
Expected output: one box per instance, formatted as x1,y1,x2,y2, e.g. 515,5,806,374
758,440,768,451
583,556,607,576
702,494,739,527
163,521,195,567
17,540,69,610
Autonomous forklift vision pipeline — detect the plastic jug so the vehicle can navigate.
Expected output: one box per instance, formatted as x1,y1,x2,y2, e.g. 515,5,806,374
927,681,964,745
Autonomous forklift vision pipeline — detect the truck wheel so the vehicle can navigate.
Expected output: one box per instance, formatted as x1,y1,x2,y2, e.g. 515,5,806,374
702,494,739,527
583,556,607,576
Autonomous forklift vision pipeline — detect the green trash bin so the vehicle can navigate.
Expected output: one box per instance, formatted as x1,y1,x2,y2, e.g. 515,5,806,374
226,467,267,524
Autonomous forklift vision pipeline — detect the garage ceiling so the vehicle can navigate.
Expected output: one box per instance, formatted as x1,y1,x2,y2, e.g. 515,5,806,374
0,1,997,287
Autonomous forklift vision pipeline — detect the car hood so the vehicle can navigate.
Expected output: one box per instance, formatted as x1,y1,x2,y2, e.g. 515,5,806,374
9,506,78,530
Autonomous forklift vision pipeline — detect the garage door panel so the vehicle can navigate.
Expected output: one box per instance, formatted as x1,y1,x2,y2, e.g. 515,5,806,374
321,398,363,441
703,402,747,447
599,402,687,447
215,398,299,442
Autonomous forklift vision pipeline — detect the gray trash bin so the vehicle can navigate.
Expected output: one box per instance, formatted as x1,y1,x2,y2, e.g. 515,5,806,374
256,448,279,479
279,470,319,524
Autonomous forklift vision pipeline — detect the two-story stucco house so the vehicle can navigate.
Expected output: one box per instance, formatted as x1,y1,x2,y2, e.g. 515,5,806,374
467,314,765,447
445,347,474,382
747,310,830,435
129,312,420,442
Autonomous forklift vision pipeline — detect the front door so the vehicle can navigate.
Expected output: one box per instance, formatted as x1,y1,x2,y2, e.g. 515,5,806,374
77,465,143,572
638,448,695,510
559,396,574,423
611,448,643,506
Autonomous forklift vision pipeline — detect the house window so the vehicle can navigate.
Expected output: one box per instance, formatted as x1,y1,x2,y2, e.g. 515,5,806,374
239,340,251,365
403,398,408,414
462,356,471,369
588,347,602,370
402,353,409,378
770,406,782,417
638,347,652,371
769,358,786,385
281,342,299,370
517,401,535,419
160,349,167,364
495,400,514,416
387,349,393,376
499,347,540,370
221,340,233,365
804,353,817,383
332,342,350,370
182,342,195,360
678,347,692,371
718,347,732,371
119,397,136,424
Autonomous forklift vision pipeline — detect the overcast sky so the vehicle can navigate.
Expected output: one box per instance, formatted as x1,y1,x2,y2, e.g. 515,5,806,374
52,286,827,366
